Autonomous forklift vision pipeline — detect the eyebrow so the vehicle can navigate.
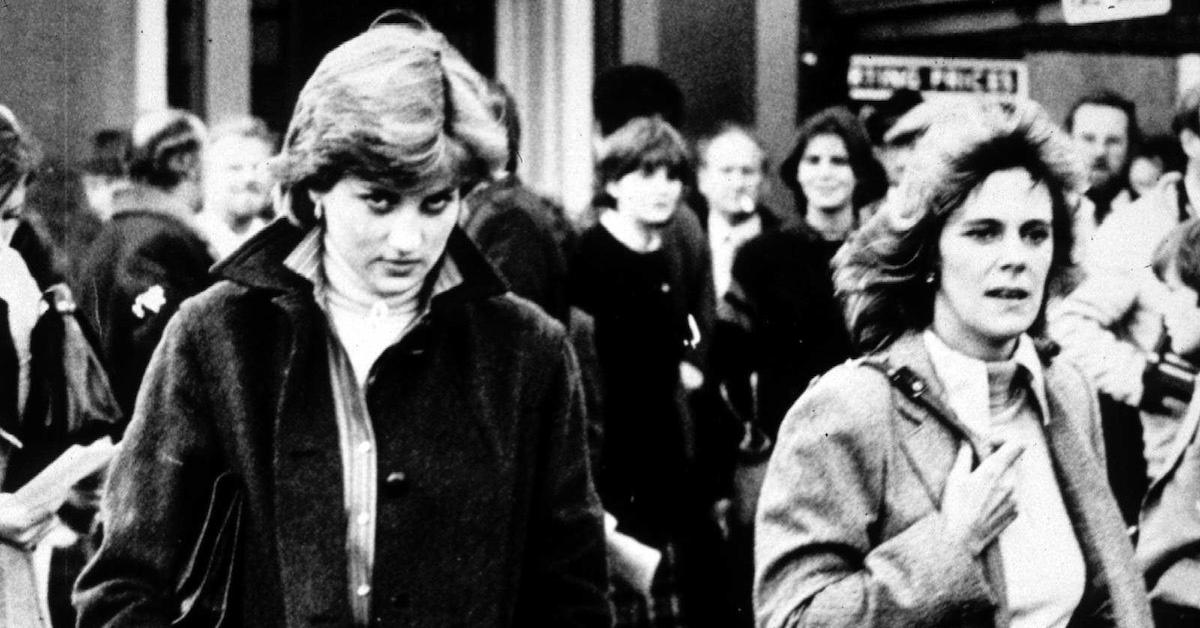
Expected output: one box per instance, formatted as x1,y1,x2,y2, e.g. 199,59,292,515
955,217,1051,227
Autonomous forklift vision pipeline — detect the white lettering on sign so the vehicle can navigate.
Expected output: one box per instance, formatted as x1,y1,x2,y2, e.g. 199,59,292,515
847,55,1027,102
1062,0,1170,25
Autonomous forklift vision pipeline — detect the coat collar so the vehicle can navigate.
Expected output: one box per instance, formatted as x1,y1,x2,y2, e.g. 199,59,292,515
212,218,508,307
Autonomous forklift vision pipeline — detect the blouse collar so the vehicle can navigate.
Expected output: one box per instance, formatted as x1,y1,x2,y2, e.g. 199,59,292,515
922,329,1051,436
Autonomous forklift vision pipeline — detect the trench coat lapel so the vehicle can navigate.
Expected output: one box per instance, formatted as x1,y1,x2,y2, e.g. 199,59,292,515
1041,365,1152,627
878,333,1010,626
881,334,992,504
270,292,350,625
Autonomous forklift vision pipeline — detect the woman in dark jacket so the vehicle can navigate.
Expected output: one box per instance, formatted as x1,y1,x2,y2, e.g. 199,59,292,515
755,99,1151,628
571,116,733,627
73,12,609,627
725,106,886,443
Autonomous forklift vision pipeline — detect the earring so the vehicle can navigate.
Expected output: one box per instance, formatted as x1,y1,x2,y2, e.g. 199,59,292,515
313,201,324,221
924,271,937,285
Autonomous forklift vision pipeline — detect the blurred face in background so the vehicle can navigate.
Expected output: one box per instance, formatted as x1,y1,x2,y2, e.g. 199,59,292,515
311,174,461,299
797,133,856,214
1070,103,1131,191
0,175,28,245
606,165,683,230
204,134,274,226
1161,262,1200,358
1128,154,1164,198
81,174,123,219
698,130,764,220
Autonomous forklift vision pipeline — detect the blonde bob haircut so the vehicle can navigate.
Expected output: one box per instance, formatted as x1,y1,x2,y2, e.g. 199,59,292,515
833,98,1084,354
270,10,507,227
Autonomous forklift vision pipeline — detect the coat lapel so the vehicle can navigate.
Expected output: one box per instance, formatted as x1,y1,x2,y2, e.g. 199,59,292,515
875,333,1010,626
270,292,350,625
1042,364,1152,628
879,334,992,504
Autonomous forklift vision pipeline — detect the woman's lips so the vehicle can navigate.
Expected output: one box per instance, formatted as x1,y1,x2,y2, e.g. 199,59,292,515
380,259,420,274
983,287,1030,300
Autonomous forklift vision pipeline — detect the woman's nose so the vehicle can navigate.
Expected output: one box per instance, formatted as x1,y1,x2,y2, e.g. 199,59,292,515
997,234,1030,270
386,211,423,252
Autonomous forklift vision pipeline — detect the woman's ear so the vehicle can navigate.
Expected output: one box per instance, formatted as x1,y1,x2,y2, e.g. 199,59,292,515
306,188,326,221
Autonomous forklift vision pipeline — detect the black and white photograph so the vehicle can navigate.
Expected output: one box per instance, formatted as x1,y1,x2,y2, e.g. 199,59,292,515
0,1,1197,626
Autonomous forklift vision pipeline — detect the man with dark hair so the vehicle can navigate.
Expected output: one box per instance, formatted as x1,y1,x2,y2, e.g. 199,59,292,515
1065,90,1140,225
72,109,214,419
1052,86,1200,524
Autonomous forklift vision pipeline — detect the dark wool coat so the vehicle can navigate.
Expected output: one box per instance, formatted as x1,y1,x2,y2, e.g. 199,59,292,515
463,175,573,325
725,222,852,441
73,221,610,627
70,188,214,420
755,332,1153,628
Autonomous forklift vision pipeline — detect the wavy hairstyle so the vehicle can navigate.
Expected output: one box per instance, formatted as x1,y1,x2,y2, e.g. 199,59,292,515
778,106,886,216
270,10,507,227
833,99,1084,354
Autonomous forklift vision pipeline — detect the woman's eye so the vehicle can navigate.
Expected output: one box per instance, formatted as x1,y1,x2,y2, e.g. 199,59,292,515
830,156,850,167
964,227,998,242
362,192,395,213
421,191,454,214
1023,226,1051,244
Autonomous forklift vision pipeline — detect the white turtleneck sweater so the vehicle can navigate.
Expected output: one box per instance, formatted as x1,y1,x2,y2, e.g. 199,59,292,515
924,330,1085,628
320,237,421,387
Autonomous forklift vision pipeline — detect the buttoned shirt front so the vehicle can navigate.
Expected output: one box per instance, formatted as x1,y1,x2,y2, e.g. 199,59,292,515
284,227,461,625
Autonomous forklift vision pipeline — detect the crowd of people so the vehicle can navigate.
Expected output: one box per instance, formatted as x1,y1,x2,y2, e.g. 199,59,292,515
3,9,1200,628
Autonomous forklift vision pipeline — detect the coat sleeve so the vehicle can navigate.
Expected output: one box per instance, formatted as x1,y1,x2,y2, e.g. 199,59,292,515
73,303,216,627
514,332,611,626
754,366,995,628
1047,270,1151,406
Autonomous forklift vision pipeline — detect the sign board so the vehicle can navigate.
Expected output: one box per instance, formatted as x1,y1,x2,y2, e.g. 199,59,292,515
1062,0,1171,25
847,55,1028,102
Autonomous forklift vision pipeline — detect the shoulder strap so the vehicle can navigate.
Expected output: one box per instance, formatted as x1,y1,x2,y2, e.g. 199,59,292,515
858,357,931,401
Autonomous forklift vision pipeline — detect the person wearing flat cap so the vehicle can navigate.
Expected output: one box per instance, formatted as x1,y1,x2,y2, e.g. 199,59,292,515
73,11,609,627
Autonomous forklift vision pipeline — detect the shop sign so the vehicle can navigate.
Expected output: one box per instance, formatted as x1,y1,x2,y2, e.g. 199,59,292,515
1062,0,1170,24
847,55,1027,102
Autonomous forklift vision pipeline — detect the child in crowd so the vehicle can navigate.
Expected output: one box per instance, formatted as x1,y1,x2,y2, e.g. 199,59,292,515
1138,217,1200,627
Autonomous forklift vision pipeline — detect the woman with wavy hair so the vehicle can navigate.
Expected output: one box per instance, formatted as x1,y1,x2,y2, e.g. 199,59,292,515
74,12,609,627
725,107,886,446
754,100,1152,628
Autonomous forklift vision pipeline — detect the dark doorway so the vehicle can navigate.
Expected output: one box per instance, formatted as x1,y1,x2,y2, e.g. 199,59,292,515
250,0,495,135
